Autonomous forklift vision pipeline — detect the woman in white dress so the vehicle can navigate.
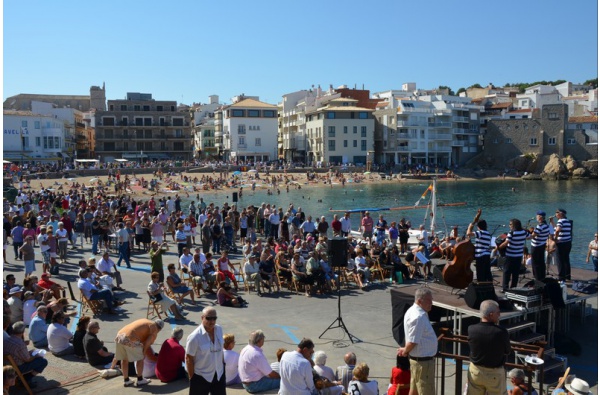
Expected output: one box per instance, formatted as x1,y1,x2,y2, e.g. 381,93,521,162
348,363,379,395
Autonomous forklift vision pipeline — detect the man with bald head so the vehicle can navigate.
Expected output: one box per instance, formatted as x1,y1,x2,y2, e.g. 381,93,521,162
335,351,357,392
186,307,225,395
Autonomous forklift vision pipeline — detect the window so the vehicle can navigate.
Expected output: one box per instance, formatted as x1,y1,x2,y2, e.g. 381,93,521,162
137,142,144,150
328,140,336,151
239,137,246,146
530,138,538,145
344,140,348,147
34,121,40,129
144,117,152,126
576,124,582,130
160,142,166,150
353,140,357,147
327,112,336,119
21,120,28,127
105,129,114,139
493,138,498,144
120,105,127,111
134,105,140,111
143,105,150,111
505,138,512,143
35,137,41,147
174,142,185,151
103,118,115,126
521,100,528,106
104,142,115,151
145,142,152,150
402,103,414,108
361,140,367,151
156,105,163,111
361,127,367,137
172,118,184,126
144,130,152,139
353,126,357,134
123,142,129,150
231,109,244,117
171,106,175,111
255,138,261,146
22,137,29,149
248,110,260,117
263,110,276,117
548,112,558,119
328,126,336,137
135,118,143,126
54,137,60,148
359,112,368,119
175,129,183,138
122,117,128,126
567,138,576,145
238,125,246,134
344,126,348,134
548,137,556,145
592,124,598,130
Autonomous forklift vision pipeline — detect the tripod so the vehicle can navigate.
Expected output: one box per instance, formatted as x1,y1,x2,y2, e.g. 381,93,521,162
319,263,360,343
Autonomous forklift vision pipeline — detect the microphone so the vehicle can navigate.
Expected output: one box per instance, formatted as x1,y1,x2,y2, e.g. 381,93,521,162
529,217,535,221
500,224,506,227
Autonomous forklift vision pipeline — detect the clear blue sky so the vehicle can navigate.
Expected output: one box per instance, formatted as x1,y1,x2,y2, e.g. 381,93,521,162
4,0,598,105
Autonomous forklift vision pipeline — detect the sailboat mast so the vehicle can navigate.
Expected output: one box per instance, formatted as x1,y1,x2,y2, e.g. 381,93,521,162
430,178,437,235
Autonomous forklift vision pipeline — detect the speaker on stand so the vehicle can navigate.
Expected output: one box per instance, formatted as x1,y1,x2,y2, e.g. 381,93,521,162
464,282,498,310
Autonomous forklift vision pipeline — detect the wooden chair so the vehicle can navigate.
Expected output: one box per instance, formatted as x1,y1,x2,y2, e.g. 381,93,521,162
146,291,164,320
164,286,183,305
290,276,307,294
179,268,194,288
230,262,245,290
4,354,34,395
80,292,104,316
240,266,256,293
369,261,386,282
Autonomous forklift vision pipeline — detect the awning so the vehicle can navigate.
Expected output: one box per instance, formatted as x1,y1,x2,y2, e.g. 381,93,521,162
114,158,129,162
75,159,100,163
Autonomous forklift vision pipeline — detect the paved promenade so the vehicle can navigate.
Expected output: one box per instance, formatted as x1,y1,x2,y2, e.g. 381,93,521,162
4,243,597,395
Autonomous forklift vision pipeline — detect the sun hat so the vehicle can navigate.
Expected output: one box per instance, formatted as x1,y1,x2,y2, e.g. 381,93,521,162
565,378,592,395
9,287,22,295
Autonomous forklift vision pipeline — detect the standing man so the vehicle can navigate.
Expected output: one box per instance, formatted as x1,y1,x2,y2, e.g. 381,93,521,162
239,330,280,393
586,233,598,272
467,300,511,395
550,208,572,282
279,338,316,395
398,287,438,395
115,318,164,387
361,211,374,242
115,222,131,268
530,211,550,281
340,212,352,237
467,209,493,282
331,214,342,237
185,306,225,395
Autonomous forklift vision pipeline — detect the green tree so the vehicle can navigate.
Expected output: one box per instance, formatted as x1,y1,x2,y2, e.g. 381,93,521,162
457,87,466,95
438,85,455,95
584,78,598,88
468,83,483,89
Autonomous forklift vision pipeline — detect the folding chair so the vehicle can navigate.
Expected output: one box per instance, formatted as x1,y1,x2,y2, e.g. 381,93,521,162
179,268,194,288
369,262,386,282
4,354,34,395
80,292,104,316
146,291,164,320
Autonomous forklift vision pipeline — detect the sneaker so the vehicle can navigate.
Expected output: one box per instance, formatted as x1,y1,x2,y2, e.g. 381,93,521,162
123,379,134,387
135,378,151,387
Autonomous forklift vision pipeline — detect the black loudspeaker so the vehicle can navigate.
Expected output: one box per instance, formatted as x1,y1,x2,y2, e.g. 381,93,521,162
391,289,414,345
328,237,348,267
433,264,447,285
541,277,566,309
464,282,498,310
232,192,238,203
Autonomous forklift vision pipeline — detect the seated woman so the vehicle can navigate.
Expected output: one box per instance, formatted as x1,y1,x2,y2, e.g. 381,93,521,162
387,355,410,395
202,253,218,293
345,257,364,288
507,368,538,395
291,253,314,297
355,248,371,288
258,254,279,293
148,271,185,320
166,264,196,306
314,350,344,395
275,251,293,285
390,246,410,284
306,252,329,294
47,311,74,356
223,334,241,385
348,363,379,395
216,251,239,291
73,316,91,360
216,281,247,308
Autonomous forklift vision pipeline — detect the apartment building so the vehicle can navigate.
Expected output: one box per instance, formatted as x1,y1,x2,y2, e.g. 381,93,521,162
305,97,375,165
217,98,278,163
373,88,481,167
191,95,220,159
94,92,192,162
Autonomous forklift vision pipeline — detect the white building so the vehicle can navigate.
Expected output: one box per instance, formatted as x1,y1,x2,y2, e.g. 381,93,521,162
3,110,68,163
305,97,375,165
221,98,278,163
516,84,562,110
192,95,221,159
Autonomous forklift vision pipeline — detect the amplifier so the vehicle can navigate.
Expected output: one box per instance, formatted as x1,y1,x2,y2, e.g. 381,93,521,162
506,287,541,297
505,291,542,308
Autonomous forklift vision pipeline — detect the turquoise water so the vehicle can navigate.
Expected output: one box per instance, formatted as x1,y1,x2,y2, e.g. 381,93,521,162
185,179,598,270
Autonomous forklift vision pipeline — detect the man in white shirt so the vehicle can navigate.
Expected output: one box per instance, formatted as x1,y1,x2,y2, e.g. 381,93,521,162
243,256,261,292
340,212,352,237
239,330,280,393
186,307,225,394
179,248,194,272
96,252,124,290
279,338,316,395
269,210,280,239
77,269,118,314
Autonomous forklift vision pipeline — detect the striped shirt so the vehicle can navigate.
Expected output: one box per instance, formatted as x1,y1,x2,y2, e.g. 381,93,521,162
530,223,550,248
556,218,572,243
474,230,492,257
506,229,528,258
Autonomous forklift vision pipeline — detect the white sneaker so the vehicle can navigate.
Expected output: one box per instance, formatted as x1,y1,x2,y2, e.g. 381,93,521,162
136,378,151,387
123,379,134,387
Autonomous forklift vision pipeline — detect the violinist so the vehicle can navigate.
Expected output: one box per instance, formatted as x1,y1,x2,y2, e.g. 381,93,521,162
529,211,550,281
466,209,493,282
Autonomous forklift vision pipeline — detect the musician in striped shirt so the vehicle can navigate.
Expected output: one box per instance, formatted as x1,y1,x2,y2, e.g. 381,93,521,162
530,211,550,281
498,219,528,292
550,208,572,282
467,212,492,282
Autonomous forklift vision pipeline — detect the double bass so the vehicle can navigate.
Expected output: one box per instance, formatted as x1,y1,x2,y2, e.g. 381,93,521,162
441,210,478,289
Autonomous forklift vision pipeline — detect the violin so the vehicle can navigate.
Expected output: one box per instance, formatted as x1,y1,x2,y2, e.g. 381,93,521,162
442,239,475,289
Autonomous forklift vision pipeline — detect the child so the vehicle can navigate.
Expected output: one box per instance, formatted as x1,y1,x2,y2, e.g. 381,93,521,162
388,355,410,395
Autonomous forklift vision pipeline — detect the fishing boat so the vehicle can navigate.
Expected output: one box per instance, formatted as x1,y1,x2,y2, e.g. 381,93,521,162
331,178,466,247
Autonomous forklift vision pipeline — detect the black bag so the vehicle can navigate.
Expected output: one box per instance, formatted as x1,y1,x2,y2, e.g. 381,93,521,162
150,293,163,303
572,280,597,294
50,264,59,275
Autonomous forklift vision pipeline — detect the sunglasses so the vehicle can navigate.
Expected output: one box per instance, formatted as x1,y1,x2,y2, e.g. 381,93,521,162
204,316,218,321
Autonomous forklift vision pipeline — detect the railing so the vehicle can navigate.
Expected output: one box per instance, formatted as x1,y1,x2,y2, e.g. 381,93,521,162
397,120,424,127
428,122,452,127
430,133,452,140
452,116,470,122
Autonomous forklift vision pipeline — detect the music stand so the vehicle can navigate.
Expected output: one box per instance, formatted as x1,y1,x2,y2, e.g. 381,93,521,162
319,257,360,343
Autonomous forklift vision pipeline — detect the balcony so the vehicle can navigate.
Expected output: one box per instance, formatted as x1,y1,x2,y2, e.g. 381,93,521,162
428,122,452,128
397,120,424,127
452,140,467,147
429,133,452,140
452,116,470,122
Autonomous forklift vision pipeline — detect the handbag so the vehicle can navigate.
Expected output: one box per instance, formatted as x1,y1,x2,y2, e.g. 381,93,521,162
150,293,163,303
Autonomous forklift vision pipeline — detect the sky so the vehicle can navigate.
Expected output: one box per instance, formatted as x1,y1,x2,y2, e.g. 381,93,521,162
3,0,598,106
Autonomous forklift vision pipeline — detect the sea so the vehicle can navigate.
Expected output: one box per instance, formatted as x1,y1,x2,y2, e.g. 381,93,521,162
183,179,598,270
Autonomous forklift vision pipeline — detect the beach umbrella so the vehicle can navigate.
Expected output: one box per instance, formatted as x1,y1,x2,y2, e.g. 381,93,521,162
364,171,371,175
89,178,99,182
247,169,258,173
3,160,11,164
